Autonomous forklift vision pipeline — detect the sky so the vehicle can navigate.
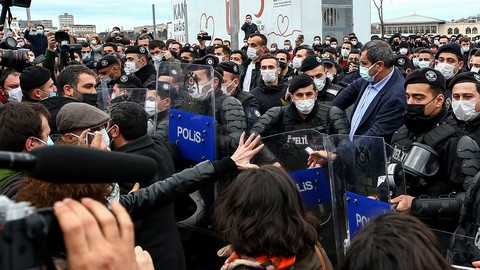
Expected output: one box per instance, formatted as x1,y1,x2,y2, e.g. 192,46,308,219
5,0,479,33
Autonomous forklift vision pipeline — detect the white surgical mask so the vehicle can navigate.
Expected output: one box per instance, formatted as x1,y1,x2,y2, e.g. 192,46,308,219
452,100,480,122
314,40,320,45
91,40,97,45
247,47,259,60
326,73,335,82
435,62,456,80
418,60,431,69
314,78,326,91
399,48,408,55
359,63,379,83
292,57,303,69
294,98,316,115
124,61,139,75
331,44,337,49
434,40,440,45
462,46,470,53
471,67,480,73
28,56,35,63
99,129,111,147
341,49,350,58
7,87,22,102
284,45,291,50
412,57,419,67
145,100,157,116
221,80,236,95
216,55,224,63
351,41,357,46
17,42,25,47
152,55,163,63
261,70,277,83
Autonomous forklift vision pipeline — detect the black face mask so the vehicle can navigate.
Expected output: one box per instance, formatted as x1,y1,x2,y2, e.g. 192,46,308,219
82,93,98,107
279,61,287,70
403,97,440,133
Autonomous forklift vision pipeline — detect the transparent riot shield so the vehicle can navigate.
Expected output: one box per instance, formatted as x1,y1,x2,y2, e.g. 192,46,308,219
261,129,335,259
97,86,150,114
325,135,406,263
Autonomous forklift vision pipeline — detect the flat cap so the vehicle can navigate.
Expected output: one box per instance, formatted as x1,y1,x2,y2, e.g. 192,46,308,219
449,71,480,89
20,66,51,91
96,54,118,69
56,103,111,133
405,68,446,92
300,55,322,72
125,45,148,56
219,61,240,75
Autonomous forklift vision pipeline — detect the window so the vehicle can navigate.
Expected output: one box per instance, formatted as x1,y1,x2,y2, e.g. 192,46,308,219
473,27,478,34
426,26,431,33
466,27,471,34
431,26,437,33
409,26,413,33
448,28,453,34
403,26,408,33
414,26,419,33
420,26,424,33
454,28,460,34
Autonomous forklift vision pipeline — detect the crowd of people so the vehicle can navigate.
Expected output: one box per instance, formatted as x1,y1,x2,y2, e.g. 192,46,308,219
2,12,480,270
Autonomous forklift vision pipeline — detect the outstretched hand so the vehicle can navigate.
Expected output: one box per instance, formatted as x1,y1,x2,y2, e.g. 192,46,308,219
307,150,335,168
230,132,263,169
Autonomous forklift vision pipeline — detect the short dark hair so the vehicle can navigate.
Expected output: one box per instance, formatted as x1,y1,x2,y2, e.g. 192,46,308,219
214,38,223,42
361,40,394,68
103,42,118,52
275,49,290,60
245,14,252,18
259,54,279,68
0,68,20,89
56,65,96,96
0,103,50,152
109,102,148,140
231,50,247,62
215,45,232,57
137,34,152,41
169,41,183,50
149,40,166,50
337,213,454,270
213,166,321,257
250,33,267,46
419,49,434,58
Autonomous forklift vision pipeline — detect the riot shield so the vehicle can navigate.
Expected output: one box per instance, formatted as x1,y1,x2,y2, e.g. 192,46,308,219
97,86,150,114
261,129,335,258
326,135,406,263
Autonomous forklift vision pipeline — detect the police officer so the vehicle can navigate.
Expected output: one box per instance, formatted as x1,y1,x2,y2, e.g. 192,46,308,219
110,75,143,104
299,55,343,102
96,54,124,88
390,68,480,232
124,45,156,87
219,61,261,129
251,74,348,137
449,72,480,143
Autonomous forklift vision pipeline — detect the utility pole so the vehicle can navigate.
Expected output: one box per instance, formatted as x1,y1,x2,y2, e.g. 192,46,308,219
152,4,157,39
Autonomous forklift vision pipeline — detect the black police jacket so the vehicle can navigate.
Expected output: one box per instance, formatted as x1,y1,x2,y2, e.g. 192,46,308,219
250,82,288,115
134,64,157,87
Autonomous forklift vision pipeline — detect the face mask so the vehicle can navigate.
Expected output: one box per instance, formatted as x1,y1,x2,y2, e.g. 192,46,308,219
34,136,54,146
99,129,111,147
331,44,337,49
17,42,25,47
7,87,22,102
82,93,98,107
243,43,248,47
399,48,408,55
28,56,35,63
294,98,316,115
412,57,419,67
472,67,480,73
279,61,287,70
418,60,430,69
341,49,350,58
36,30,44,35
91,40,97,45
314,78,326,91
359,63,379,83
351,41,357,46
476,40,480,44
326,73,335,82
325,41,330,45
152,55,163,63
261,70,277,83
247,47,259,60
284,45,291,50
82,53,91,61
246,19,252,24
314,40,320,45
434,40,440,45
216,55,224,63
232,61,242,65
462,46,470,53
435,62,456,80
145,100,157,116
292,57,303,69
452,100,480,122
49,92,57,97
124,61,139,75
221,80,236,95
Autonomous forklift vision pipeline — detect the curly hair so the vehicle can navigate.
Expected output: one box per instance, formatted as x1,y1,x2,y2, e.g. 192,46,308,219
213,165,321,257
16,177,113,208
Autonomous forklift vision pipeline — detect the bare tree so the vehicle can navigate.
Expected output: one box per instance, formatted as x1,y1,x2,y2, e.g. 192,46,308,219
373,0,384,38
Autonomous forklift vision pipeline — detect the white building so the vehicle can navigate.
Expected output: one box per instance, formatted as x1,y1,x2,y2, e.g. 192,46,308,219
72,24,96,36
59,13,74,28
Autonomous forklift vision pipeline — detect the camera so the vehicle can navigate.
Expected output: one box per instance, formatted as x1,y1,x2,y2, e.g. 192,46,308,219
55,30,81,70
0,37,42,71
0,195,64,270
197,32,212,41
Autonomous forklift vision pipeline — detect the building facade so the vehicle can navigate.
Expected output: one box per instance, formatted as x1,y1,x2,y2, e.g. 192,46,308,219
59,13,74,28
71,24,97,36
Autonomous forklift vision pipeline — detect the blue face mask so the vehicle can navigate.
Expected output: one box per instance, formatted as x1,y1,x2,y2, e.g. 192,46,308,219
82,53,91,62
36,29,44,35
49,92,57,97
359,62,379,83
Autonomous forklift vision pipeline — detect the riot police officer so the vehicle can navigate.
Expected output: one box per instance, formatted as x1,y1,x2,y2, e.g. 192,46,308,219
390,68,480,232
299,55,343,102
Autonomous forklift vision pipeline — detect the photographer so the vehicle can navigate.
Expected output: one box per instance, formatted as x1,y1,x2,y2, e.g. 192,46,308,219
105,26,130,45
89,36,103,61
241,14,259,41
23,22,47,58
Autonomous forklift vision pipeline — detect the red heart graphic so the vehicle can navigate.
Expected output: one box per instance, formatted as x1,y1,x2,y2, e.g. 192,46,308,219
277,14,289,36
200,13,215,42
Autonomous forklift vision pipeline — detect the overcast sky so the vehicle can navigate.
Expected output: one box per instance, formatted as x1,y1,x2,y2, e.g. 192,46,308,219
6,0,478,33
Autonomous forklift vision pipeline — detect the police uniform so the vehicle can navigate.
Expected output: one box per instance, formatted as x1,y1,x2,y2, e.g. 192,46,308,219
300,55,343,102
96,54,124,88
219,61,261,129
390,68,480,231
125,45,157,87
